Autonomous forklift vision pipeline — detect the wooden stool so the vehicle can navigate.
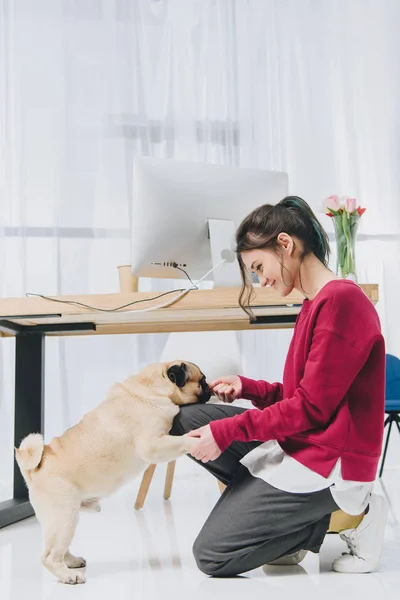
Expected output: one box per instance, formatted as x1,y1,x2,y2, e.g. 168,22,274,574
134,460,226,510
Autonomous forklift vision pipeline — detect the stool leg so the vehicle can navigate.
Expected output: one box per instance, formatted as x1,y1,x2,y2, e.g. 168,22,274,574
135,464,156,510
379,417,393,478
218,480,226,494
164,461,176,500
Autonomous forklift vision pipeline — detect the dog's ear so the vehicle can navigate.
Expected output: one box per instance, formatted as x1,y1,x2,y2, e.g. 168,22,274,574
167,363,188,388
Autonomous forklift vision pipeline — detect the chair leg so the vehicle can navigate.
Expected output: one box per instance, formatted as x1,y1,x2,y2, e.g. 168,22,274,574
379,417,394,478
394,414,400,435
163,461,176,500
135,464,157,510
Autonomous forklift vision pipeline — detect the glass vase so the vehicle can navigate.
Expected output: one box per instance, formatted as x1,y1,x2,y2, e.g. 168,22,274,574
333,213,359,281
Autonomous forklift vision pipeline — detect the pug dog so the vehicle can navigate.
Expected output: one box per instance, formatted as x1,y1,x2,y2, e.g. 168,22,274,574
15,360,210,585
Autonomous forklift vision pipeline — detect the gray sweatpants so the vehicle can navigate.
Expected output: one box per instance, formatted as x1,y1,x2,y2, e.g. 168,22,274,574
170,403,339,577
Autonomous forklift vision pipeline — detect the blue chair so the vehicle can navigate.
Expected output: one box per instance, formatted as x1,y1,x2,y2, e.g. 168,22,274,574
379,353,400,477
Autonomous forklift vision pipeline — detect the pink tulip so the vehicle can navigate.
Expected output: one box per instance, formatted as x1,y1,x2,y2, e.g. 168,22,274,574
345,197,357,214
323,194,340,213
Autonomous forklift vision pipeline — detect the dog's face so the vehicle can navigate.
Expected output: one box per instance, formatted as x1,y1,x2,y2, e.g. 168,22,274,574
164,361,211,405
137,360,211,406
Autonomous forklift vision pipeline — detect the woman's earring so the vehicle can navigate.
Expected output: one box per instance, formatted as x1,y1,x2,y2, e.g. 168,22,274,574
281,264,293,288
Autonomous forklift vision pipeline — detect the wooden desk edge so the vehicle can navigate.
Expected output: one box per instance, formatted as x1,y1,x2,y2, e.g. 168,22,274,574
0,283,378,316
0,284,379,338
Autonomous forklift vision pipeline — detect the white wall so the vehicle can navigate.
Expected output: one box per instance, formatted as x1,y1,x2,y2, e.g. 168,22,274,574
2,0,400,500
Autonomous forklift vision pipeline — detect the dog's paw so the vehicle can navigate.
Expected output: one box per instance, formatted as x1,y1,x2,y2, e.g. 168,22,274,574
60,570,86,585
65,553,86,569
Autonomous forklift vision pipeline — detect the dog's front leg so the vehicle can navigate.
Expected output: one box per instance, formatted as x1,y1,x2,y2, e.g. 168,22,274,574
136,434,196,464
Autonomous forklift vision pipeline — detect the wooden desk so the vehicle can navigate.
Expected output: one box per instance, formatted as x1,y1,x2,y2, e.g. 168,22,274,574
0,283,378,528
0,283,378,336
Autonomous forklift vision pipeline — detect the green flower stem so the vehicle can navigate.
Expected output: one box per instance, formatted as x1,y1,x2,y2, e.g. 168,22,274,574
333,213,359,280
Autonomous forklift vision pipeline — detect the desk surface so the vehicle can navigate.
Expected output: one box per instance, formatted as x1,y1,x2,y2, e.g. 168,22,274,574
0,284,378,337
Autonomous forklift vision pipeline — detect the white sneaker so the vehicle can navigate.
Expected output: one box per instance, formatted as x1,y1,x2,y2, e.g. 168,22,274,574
267,549,308,566
332,494,389,573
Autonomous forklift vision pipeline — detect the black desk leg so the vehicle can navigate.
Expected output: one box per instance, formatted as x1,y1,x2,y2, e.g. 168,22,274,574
0,333,45,528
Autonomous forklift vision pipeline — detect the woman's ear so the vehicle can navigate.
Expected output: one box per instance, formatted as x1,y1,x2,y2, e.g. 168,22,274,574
277,232,294,255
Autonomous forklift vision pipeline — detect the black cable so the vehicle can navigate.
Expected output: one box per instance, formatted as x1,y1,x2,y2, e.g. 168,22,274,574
172,264,198,289
26,265,197,313
25,289,188,313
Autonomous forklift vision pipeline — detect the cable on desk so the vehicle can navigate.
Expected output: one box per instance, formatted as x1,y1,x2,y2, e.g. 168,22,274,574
25,261,225,314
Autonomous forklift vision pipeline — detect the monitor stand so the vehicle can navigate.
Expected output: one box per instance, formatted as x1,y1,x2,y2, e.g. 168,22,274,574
208,218,241,287
161,219,243,400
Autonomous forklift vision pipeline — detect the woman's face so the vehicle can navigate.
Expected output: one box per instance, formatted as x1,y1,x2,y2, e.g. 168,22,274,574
241,234,297,297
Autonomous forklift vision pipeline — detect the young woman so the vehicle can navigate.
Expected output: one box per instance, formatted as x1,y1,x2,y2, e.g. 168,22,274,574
171,196,387,577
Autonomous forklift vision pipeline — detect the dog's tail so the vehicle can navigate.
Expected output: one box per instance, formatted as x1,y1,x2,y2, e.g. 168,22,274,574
15,433,44,472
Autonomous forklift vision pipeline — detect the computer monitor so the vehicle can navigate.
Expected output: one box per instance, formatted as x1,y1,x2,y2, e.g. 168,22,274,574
131,157,289,287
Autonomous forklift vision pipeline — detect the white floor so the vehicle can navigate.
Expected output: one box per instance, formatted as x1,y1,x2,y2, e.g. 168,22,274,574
1,460,400,600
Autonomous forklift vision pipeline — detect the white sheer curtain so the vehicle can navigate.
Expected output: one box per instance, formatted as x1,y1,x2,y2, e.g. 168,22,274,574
1,0,400,501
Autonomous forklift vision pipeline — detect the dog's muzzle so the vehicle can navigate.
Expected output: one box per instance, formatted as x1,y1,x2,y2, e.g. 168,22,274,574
198,382,211,403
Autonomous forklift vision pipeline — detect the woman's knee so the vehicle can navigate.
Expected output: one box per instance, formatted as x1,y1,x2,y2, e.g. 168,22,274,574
170,404,200,436
170,403,216,436
170,403,245,437
193,536,220,576
193,534,238,577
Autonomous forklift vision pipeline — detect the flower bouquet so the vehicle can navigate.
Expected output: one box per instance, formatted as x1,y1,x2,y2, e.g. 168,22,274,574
323,195,366,281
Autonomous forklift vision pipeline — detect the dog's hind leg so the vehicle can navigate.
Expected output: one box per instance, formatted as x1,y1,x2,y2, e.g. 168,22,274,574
31,489,86,585
80,499,101,513
41,506,86,584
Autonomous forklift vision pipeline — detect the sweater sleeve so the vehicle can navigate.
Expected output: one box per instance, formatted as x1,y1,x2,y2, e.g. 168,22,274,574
238,376,283,409
210,328,373,452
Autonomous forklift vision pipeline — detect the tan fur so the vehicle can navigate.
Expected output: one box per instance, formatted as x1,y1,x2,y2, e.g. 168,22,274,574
15,433,44,473
15,360,209,585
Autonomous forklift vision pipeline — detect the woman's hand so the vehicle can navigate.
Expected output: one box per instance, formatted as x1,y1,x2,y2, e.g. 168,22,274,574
210,375,242,403
187,425,222,463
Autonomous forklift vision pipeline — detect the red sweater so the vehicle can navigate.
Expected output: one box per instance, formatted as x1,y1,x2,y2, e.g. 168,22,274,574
210,280,385,482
